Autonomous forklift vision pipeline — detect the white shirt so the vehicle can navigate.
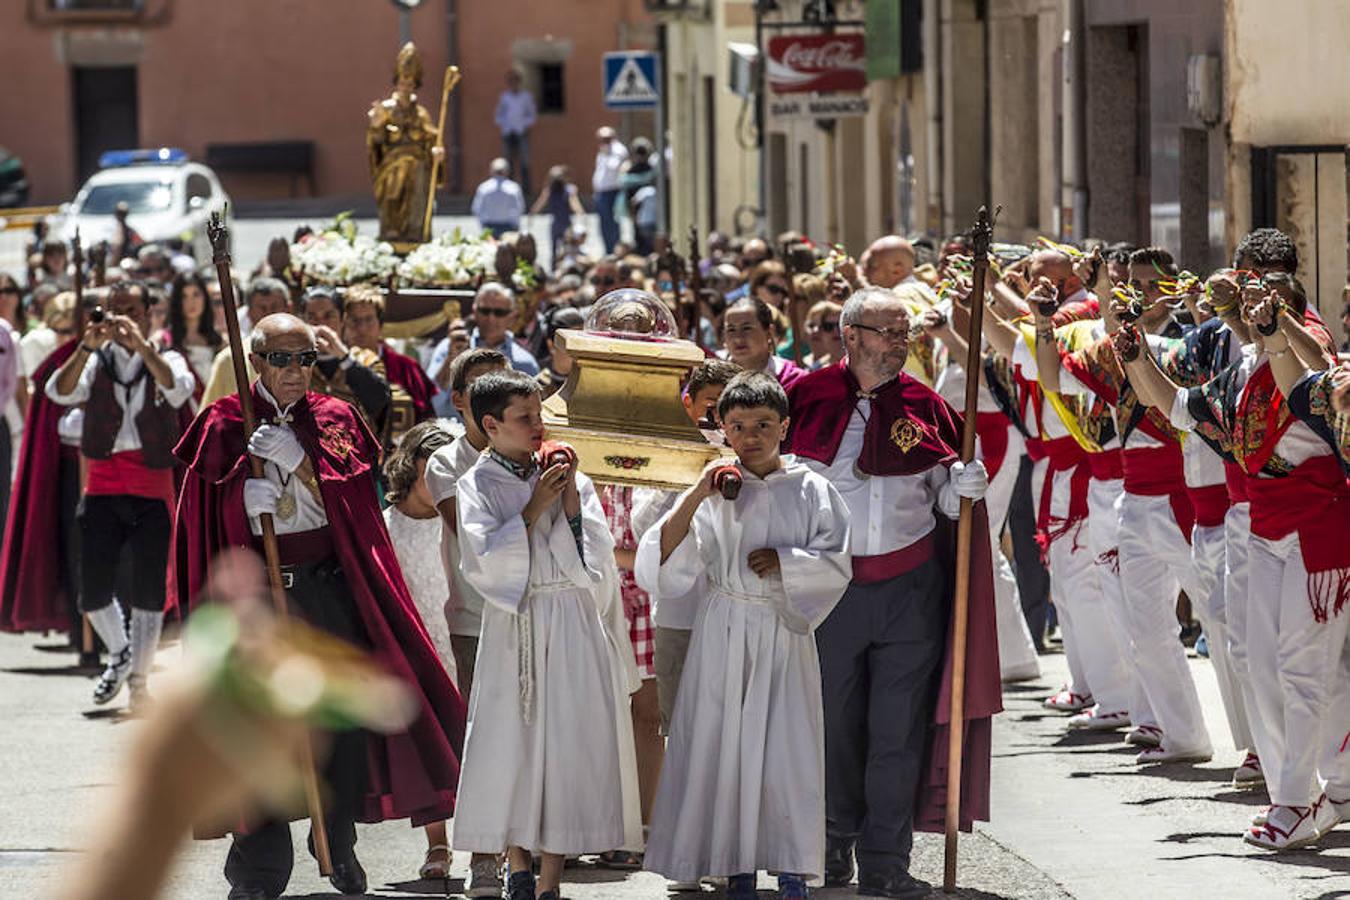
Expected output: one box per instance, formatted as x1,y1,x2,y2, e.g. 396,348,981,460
471,175,526,226
800,398,955,557
592,140,629,193
1168,345,1331,474
249,382,328,536
495,88,537,136
19,327,58,379
46,341,194,453
384,504,455,666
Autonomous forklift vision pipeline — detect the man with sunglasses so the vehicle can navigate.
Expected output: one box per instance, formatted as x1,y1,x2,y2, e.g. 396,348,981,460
46,281,195,714
202,277,291,406
425,282,539,389
785,287,995,899
171,312,467,899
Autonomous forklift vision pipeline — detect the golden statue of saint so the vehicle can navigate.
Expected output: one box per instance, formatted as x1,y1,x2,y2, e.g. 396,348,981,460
367,42,444,244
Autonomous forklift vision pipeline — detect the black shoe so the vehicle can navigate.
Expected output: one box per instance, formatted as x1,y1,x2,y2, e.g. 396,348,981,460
824,839,855,887
507,869,536,900
857,870,931,899
328,855,368,895
538,892,560,900
226,887,273,900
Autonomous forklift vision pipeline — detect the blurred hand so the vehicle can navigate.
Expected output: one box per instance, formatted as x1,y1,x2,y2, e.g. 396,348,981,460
747,548,781,578
314,325,349,361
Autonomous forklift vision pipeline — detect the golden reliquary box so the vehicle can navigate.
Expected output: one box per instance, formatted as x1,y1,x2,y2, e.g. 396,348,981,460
542,291,728,490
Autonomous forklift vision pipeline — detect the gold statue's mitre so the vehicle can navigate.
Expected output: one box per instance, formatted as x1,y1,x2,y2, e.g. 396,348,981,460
395,41,423,86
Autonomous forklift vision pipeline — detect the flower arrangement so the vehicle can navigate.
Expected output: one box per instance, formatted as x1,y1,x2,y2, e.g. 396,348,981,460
396,228,498,288
290,212,399,286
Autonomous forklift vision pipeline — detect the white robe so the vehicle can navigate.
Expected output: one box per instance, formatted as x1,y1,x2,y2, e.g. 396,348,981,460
635,460,851,881
452,457,641,855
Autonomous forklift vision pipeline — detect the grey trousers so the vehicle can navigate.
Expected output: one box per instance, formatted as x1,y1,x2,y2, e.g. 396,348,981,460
816,556,947,877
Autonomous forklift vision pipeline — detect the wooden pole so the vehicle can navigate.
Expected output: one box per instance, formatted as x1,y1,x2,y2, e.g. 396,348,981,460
207,211,334,876
422,66,463,243
943,205,993,892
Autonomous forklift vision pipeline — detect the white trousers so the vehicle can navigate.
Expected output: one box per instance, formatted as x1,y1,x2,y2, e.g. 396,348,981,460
1086,479,1156,727
1224,503,1267,763
1046,468,1132,713
1191,518,1255,753
986,431,1039,680
1246,533,1350,806
1116,492,1212,754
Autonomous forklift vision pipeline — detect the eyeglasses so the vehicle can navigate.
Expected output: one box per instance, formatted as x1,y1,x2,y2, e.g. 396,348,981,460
0,287,19,296
656,279,675,292
592,276,618,287
260,349,319,368
475,306,514,318
808,320,839,334
849,322,908,342
762,283,789,297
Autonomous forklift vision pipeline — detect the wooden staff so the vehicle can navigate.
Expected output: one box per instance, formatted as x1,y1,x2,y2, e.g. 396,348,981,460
686,224,705,349
422,65,463,243
943,206,993,892
69,229,97,660
207,211,334,876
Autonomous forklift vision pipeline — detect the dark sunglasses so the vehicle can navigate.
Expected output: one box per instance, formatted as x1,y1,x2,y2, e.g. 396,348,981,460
763,283,789,297
810,320,839,333
475,306,514,318
260,349,319,368
592,276,618,287
0,286,20,295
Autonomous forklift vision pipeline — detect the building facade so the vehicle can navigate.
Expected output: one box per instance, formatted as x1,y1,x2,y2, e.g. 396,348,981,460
0,0,654,209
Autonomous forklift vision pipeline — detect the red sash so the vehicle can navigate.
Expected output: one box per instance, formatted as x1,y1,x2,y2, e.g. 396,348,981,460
1036,435,1090,556
1246,455,1350,622
1122,444,1195,543
1224,460,1249,504
1187,483,1230,529
85,449,177,511
1087,448,1123,481
974,411,1011,480
852,534,936,585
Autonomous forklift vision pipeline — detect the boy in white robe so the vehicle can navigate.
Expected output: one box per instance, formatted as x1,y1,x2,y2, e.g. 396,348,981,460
452,369,640,900
636,372,852,900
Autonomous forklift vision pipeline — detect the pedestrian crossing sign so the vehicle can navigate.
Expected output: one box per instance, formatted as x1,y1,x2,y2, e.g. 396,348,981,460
604,51,660,109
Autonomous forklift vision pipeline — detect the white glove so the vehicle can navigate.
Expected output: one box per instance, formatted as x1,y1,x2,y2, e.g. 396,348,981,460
938,459,988,519
243,478,283,519
248,424,306,473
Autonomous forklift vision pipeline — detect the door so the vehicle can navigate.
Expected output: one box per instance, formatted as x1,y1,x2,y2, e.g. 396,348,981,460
73,67,139,183
1252,145,1349,345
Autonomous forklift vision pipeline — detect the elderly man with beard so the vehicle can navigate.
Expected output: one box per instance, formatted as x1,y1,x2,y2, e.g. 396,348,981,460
786,287,999,899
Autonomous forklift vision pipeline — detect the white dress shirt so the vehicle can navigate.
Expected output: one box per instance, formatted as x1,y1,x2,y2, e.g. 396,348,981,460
46,342,194,452
250,381,328,536
800,399,953,557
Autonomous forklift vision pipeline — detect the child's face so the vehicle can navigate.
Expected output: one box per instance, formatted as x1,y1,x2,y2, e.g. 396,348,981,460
721,404,787,471
411,458,436,509
683,384,725,429
454,363,507,431
484,393,545,458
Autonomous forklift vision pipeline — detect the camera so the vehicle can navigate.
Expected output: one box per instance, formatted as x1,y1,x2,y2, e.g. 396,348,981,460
88,306,106,325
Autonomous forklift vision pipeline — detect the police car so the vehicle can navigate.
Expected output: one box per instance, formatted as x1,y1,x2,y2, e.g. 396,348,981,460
58,148,231,263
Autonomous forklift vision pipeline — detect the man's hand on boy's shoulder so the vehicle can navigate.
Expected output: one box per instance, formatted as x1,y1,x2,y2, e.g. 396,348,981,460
747,548,781,578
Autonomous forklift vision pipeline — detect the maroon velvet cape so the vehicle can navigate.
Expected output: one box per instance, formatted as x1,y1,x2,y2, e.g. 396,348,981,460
170,386,465,830
381,345,438,422
0,339,78,633
786,360,1002,833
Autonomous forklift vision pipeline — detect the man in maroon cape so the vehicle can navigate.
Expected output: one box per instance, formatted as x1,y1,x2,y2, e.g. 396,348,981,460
0,338,79,637
786,286,1001,900
171,313,465,899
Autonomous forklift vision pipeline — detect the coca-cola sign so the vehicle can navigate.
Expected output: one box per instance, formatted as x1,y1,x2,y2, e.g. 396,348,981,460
766,33,867,94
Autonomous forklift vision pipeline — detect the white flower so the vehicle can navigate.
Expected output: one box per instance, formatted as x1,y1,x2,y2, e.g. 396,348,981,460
397,232,496,288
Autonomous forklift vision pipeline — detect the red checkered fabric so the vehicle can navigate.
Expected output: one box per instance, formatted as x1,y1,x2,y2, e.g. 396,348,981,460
600,484,656,678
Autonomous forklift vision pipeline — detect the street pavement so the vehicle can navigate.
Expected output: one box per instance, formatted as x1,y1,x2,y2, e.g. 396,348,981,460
1,626,1340,899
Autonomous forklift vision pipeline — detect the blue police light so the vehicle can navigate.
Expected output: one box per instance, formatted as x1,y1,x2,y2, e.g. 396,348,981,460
98,148,189,168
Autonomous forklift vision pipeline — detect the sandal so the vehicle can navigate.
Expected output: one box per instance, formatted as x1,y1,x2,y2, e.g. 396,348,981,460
597,849,643,869
419,844,452,880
